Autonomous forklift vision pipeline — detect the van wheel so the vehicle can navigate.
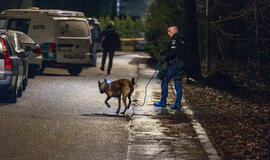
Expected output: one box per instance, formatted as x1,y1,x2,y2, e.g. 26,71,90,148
39,62,46,74
28,68,36,78
67,65,83,76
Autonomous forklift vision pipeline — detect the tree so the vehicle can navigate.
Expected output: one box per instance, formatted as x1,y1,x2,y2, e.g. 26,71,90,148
99,16,144,38
183,0,202,79
144,0,184,60
194,0,270,90
144,0,201,79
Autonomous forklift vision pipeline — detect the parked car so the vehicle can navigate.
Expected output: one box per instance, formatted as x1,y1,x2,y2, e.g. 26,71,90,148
133,38,147,51
0,29,36,91
133,32,147,51
0,29,42,78
0,32,27,103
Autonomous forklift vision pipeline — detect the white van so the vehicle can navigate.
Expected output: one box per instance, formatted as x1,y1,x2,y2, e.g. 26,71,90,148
0,8,93,75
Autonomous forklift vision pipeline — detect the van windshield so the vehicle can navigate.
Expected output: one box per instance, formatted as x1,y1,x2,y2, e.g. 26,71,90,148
0,18,6,29
58,21,89,37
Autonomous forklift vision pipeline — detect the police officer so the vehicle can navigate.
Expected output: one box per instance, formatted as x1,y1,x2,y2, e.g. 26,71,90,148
100,21,121,75
154,25,185,110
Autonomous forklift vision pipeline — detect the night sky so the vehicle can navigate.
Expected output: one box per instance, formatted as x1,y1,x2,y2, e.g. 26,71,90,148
0,0,154,17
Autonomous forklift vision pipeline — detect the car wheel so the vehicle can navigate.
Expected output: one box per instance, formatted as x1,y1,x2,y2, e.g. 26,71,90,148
67,65,83,76
8,86,17,103
17,85,23,97
22,80,26,91
22,78,27,91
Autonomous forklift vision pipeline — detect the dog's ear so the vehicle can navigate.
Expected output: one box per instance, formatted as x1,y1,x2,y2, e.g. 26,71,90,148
98,80,101,85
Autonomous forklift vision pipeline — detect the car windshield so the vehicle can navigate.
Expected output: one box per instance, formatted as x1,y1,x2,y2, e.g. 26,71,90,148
17,32,35,44
4,31,35,45
57,20,89,37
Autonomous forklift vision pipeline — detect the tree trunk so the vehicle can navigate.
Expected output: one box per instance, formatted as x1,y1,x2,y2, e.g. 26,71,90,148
206,0,213,73
112,0,117,18
183,0,202,79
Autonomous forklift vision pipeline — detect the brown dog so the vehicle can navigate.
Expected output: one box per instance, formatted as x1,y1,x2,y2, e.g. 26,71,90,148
98,78,135,114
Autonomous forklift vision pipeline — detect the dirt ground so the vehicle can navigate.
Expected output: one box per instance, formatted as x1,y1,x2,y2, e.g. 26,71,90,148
182,78,269,160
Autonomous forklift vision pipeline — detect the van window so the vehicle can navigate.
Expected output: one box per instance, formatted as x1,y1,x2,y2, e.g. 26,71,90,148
7,19,30,34
0,18,6,29
58,21,89,37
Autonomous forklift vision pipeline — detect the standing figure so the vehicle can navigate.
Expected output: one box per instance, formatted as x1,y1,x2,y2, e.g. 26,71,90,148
154,25,186,110
88,19,100,66
100,21,121,75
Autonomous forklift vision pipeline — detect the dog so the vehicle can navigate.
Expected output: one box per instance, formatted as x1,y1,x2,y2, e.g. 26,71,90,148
98,78,135,114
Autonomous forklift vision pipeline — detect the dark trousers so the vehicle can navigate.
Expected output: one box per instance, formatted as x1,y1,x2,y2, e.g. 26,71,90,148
101,48,115,73
161,62,184,105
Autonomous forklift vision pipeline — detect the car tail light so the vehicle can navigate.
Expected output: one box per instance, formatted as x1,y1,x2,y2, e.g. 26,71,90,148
5,57,12,69
0,37,12,69
33,47,42,55
49,43,56,52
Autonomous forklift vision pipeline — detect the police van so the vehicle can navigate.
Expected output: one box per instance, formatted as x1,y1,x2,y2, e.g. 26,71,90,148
0,7,93,75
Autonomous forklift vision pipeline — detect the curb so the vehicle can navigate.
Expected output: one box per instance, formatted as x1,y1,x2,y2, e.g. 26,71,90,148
171,83,221,160
127,62,221,159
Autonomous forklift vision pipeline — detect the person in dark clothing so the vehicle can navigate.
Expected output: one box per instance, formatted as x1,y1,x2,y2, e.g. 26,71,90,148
100,21,121,75
154,25,185,110
89,19,100,66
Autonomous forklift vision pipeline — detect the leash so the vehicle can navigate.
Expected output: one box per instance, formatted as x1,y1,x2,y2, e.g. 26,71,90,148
132,65,160,106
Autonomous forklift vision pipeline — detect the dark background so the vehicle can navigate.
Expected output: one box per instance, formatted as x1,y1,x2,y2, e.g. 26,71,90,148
0,0,153,17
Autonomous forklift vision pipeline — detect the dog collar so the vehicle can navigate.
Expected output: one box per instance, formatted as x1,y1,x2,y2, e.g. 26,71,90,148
106,80,111,84
100,83,110,93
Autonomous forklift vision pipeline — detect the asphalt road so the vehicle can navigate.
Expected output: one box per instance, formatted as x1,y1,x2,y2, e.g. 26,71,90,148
0,51,143,160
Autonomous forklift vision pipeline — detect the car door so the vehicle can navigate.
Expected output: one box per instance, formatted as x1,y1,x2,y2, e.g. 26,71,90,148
0,40,5,79
4,31,28,87
14,32,29,85
5,36,23,89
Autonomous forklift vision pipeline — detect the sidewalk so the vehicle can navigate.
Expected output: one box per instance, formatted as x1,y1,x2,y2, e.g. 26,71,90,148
127,64,220,160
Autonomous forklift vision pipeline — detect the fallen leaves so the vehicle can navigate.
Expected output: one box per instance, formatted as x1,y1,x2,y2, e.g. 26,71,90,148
183,81,270,160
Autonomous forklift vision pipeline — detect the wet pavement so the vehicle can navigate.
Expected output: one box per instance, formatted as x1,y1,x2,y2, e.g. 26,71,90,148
0,51,221,160
127,63,220,160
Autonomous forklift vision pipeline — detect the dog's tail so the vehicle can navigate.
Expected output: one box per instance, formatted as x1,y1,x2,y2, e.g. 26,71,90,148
131,77,135,85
